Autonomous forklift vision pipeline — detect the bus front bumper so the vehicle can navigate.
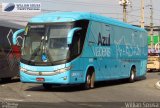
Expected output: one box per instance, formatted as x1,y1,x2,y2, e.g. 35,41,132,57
20,71,70,84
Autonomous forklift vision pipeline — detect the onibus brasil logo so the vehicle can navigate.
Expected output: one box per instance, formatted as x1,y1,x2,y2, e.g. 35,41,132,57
2,3,41,12
3,3,15,12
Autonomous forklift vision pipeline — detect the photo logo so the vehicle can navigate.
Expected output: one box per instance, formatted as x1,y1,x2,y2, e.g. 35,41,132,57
4,3,15,12
2,3,41,12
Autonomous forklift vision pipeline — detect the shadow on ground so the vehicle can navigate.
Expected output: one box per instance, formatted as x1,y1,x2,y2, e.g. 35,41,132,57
147,70,160,73
0,78,20,84
25,76,146,92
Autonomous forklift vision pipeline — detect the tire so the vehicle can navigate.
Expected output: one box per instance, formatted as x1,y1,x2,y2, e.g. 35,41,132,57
43,83,53,90
129,67,136,83
84,71,95,89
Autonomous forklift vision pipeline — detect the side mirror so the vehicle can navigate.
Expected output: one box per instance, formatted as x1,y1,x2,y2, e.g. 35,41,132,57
13,29,25,45
67,27,82,44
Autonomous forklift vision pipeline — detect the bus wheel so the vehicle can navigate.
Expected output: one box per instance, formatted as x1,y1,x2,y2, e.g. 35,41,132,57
43,83,52,90
84,71,95,89
129,67,136,83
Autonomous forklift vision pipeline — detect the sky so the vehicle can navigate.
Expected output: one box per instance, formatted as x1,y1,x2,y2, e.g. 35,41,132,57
0,0,159,26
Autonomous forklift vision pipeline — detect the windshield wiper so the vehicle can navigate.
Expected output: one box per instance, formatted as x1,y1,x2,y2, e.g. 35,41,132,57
41,36,54,65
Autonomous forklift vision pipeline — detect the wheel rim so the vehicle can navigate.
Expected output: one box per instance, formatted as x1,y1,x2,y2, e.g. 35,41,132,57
131,71,135,80
86,75,91,88
91,72,95,88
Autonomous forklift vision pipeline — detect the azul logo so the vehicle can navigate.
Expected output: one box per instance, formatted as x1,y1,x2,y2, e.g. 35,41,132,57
93,32,111,57
3,3,15,12
98,32,110,46
41,53,48,62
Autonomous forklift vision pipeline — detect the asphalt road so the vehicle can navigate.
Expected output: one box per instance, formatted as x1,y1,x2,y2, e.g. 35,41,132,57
0,72,160,108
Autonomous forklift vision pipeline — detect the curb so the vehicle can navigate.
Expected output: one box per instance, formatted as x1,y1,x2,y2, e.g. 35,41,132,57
155,81,160,89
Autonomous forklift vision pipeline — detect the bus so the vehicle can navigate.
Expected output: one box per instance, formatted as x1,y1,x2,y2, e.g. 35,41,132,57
0,20,23,81
13,12,148,89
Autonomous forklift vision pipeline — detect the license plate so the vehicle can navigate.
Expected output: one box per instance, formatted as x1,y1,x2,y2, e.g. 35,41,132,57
36,78,45,82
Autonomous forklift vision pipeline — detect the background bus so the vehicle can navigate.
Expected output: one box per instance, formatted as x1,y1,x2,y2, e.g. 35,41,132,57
0,20,23,81
147,35,160,71
13,12,148,89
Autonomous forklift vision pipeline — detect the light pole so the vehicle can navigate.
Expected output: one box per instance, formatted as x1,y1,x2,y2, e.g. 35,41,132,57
150,0,154,52
119,0,130,22
140,0,144,28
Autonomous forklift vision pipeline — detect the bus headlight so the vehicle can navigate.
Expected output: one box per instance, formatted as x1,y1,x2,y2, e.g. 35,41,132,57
20,67,28,72
54,66,72,74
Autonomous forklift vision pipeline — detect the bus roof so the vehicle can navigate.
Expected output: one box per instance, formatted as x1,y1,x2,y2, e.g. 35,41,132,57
29,12,146,32
0,20,24,29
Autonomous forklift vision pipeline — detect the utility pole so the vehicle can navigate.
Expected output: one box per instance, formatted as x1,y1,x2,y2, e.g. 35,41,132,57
123,0,127,22
140,0,144,28
150,0,154,52
119,0,130,22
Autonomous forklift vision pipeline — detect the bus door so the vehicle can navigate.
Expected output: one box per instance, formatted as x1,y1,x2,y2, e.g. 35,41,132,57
70,30,84,70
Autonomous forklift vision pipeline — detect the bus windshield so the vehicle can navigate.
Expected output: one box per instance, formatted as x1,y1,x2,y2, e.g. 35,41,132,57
22,23,73,64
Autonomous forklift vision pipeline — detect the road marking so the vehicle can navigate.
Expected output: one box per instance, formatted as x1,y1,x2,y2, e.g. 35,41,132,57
79,103,102,107
155,81,160,89
5,98,24,102
27,95,31,97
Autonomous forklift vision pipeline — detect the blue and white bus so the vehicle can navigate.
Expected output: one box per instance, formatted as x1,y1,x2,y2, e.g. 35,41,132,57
13,12,148,89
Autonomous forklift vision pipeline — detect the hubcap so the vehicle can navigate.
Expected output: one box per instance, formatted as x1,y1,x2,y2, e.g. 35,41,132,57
131,70,135,80
87,75,91,87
